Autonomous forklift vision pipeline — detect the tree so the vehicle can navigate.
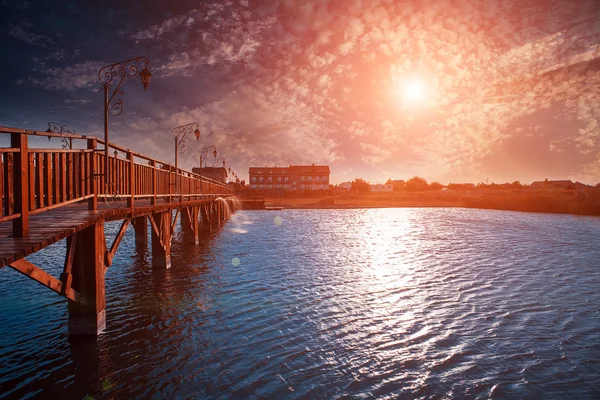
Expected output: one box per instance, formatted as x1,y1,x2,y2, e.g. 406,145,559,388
406,176,428,191
351,178,371,193
386,178,393,184
429,181,443,190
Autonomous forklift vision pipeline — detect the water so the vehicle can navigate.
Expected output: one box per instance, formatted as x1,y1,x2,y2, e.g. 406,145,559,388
1,208,599,399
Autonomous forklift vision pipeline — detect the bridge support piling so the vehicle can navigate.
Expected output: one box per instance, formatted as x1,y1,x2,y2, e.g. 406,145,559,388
68,222,106,336
151,211,172,269
201,203,211,232
180,207,191,231
192,206,199,244
181,207,200,245
133,216,147,247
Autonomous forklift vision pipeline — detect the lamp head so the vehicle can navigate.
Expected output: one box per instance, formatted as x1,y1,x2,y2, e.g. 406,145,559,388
213,149,217,158
114,150,118,157
139,66,152,91
194,128,201,140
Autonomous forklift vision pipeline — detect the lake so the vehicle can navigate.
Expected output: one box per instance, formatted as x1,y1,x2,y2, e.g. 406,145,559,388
1,208,599,399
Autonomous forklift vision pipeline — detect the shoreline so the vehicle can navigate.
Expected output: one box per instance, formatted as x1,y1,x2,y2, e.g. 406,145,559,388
262,204,600,217
248,191,600,217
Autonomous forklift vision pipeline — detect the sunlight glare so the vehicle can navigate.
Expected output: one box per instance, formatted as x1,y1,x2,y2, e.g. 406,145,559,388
391,73,430,109
403,80,426,102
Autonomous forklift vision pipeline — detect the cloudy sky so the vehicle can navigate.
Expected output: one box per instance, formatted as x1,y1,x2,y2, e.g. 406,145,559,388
1,0,599,184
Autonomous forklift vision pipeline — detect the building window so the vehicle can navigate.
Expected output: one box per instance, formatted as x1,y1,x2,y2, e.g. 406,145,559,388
308,176,313,182
259,177,264,183
314,176,318,182
284,177,289,183
300,184,305,189
268,176,272,183
277,176,282,183
251,177,256,183
268,184,273,189
300,176,305,182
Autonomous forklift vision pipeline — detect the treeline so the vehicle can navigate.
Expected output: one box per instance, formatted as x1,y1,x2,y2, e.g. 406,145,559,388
463,191,600,216
349,176,600,192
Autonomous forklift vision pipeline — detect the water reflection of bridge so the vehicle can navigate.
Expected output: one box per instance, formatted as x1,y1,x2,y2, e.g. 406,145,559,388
0,126,238,336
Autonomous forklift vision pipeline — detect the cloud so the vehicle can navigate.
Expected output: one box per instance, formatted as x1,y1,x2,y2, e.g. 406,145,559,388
28,61,103,91
64,98,90,104
25,0,600,184
8,20,54,47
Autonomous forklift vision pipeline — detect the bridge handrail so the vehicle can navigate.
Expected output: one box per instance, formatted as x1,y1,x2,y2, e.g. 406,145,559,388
0,126,234,237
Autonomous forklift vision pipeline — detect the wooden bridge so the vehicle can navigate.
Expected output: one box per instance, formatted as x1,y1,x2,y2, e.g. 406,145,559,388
0,126,238,335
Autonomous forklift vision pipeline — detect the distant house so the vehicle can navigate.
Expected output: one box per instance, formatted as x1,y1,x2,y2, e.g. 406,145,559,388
370,183,393,192
337,182,353,191
530,179,574,189
248,164,330,191
192,167,228,184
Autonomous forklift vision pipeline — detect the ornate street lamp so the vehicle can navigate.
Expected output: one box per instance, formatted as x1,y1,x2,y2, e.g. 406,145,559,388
197,145,217,177
173,122,201,169
172,122,200,199
98,57,151,188
46,122,75,149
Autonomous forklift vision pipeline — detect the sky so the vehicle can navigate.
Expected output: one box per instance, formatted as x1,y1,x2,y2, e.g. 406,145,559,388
1,0,599,185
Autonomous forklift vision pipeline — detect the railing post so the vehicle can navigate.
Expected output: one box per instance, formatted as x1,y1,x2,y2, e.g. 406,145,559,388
87,138,97,210
127,151,134,208
12,132,29,237
151,160,156,206
169,166,173,203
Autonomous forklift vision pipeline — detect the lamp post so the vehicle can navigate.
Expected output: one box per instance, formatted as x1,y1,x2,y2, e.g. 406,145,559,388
97,57,151,189
213,157,226,182
46,122,75,149
172,122,201,199
197,145,217,178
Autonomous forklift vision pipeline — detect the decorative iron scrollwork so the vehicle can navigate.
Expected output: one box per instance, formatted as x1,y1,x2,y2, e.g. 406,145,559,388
97,57,150,117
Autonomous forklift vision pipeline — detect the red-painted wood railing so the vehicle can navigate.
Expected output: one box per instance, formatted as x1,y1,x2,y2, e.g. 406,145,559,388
0,126,234,237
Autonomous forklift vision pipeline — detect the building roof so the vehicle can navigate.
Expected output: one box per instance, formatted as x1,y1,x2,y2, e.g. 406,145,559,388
192,167,228,177
289,165,330,174
249,165,330,174
248,167,290,175
530,179,574,186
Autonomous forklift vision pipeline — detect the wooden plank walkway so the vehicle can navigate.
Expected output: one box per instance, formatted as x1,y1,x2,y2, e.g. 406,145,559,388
0,197,218,268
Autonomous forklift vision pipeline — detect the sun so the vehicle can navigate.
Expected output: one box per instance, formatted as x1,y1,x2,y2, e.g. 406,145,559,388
391,74,429,108
403,80,426,102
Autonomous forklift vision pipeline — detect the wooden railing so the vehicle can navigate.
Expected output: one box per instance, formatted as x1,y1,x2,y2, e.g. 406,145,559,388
0,126,234,237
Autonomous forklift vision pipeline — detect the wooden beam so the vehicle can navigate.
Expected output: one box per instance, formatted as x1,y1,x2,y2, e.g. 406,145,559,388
11,132,29,237
60,234,78,295
106,218,130,269
185,206,192,226
148,214,164,248
127,151,134,208
87,139,97,210
9,258,86,305
171,209,180,233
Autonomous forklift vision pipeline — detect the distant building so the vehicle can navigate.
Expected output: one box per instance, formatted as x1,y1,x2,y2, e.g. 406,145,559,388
192,167,228,184
530,179,574,189
248,164,330,191
370,183,393,192
337,182,353,191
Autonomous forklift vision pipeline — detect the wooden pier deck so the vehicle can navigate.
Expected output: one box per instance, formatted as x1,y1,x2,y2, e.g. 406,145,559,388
0,198,227,267
0,126,237,335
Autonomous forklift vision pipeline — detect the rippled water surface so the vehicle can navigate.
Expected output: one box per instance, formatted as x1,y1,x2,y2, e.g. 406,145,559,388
1,208,600,399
